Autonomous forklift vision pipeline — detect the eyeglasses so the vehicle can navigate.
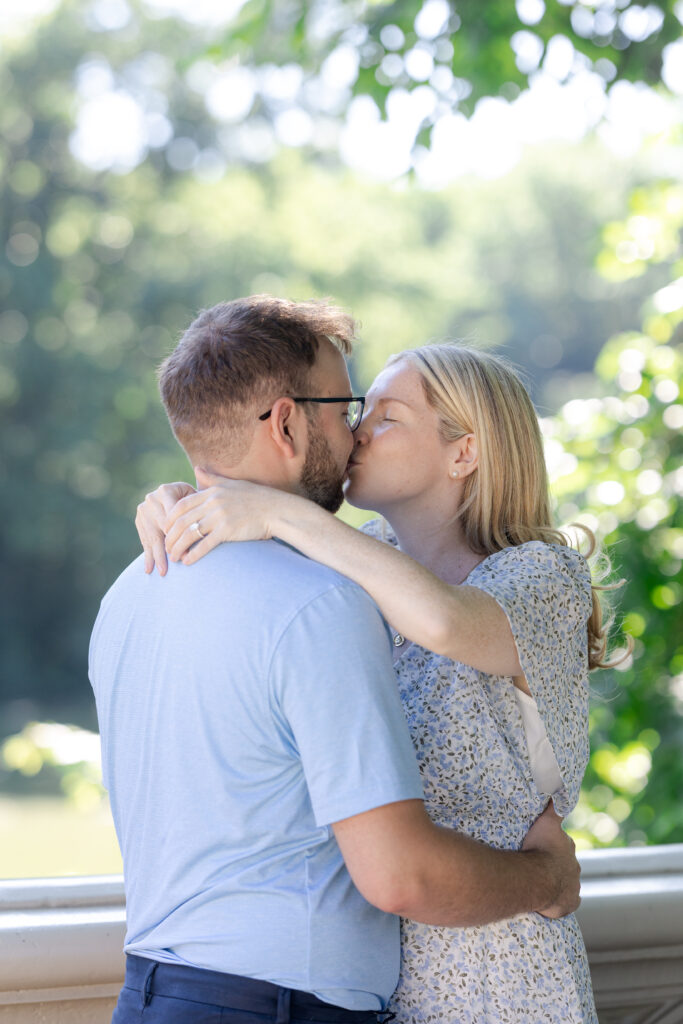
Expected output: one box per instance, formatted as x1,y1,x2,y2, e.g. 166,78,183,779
258,396,366,432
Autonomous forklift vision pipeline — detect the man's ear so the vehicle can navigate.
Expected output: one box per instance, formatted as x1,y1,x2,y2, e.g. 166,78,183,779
450,433,478,479
267,397,306,460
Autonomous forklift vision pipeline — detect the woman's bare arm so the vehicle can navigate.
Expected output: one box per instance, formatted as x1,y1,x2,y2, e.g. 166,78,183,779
144,470,521,676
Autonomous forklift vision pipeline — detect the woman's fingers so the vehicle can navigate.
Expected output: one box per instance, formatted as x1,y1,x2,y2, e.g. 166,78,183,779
166,503,222,561
165,487,252,561
162,488,209,533
135,513,155,575
158,481,195,517
136,496,169,576
164,491,215,548
134,482,195,573
135,505,165,575
181,528,223,566
163,478,270,564
150,520,169,576
133,481,206,574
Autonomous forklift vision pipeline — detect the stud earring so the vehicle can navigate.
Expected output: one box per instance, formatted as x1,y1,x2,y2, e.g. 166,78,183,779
451,470,459,478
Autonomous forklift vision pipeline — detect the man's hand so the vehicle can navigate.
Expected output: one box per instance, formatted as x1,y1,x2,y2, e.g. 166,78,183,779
522,802,581,919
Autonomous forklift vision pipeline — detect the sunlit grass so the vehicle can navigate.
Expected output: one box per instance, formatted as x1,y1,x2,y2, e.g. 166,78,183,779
0,796,122,879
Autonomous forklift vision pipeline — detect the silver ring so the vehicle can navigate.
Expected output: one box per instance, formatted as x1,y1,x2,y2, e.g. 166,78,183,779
190,521,206,539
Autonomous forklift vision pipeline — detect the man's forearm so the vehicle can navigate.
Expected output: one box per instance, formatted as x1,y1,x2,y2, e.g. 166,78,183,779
334,801,573,928
390,822,558,927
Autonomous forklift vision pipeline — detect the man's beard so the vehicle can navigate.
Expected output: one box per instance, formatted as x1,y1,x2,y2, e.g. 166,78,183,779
300,425,346,513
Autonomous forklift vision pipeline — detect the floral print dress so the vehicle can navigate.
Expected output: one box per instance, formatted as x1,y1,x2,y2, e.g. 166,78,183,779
361,521,598,1024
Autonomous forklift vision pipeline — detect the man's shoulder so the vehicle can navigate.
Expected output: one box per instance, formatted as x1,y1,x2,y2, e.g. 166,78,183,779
100,542,364,614
221,542,382,635
231,540,368,609
98,552,147,603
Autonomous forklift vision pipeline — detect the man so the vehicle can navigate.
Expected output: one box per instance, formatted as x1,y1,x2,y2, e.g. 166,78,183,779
90,295,580,1024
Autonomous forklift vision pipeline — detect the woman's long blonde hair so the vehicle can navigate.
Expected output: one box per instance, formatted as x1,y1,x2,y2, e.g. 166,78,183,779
391,343,629,671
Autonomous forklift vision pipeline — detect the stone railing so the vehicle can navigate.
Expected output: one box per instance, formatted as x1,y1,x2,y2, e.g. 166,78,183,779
1,845,682,1023
575,844,683,1023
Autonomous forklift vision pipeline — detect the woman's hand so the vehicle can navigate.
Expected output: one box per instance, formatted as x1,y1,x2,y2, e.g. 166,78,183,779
163,468,276,566
136,481,197,575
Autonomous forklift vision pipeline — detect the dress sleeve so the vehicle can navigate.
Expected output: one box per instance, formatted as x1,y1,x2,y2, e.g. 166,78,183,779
469,541,593,814
358,517,392,543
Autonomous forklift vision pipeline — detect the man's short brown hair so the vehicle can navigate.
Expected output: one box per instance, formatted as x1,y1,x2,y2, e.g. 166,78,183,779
158,295,356,465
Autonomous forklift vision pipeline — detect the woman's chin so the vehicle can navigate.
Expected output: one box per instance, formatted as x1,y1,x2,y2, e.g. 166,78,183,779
343,479,374,511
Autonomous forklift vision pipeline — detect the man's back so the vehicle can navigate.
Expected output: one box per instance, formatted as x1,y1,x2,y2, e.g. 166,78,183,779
89,540,422,1011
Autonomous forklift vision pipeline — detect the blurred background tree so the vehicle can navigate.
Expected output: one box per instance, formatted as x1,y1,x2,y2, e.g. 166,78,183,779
551,181,683,845
0,0,681,873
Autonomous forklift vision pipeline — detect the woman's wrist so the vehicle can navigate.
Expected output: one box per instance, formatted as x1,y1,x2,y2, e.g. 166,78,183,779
270,488,328,543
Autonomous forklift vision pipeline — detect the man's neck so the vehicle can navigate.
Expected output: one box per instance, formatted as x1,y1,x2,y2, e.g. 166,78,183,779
194,456,291,494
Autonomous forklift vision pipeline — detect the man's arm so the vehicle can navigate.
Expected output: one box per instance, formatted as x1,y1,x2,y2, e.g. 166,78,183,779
333,799,579,928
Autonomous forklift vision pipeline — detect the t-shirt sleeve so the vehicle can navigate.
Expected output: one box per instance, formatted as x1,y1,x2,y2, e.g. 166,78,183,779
468,542,593,814
88,596,111,792
268,582,424,827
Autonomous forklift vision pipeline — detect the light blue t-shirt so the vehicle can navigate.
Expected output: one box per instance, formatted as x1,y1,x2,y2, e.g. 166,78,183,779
89,541,423,1011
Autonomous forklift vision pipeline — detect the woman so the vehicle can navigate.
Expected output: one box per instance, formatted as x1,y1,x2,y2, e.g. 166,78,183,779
137,343,617,1023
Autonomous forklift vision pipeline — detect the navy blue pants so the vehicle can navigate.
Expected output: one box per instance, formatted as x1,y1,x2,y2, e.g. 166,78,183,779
112,955,390,1024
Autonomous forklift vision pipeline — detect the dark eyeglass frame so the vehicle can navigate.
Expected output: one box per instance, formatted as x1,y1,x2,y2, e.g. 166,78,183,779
258,396,366,432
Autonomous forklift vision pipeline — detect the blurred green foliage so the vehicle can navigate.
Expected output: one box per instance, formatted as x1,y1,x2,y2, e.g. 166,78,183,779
0,1,681,854
554,180,683,846
1,721,104,808
209,0,682,126
1,1,662,721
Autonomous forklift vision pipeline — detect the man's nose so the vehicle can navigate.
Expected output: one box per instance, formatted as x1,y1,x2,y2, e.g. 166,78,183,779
353,423,369,446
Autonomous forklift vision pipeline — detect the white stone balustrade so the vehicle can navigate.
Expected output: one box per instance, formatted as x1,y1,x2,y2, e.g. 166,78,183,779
1,845,681,1023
